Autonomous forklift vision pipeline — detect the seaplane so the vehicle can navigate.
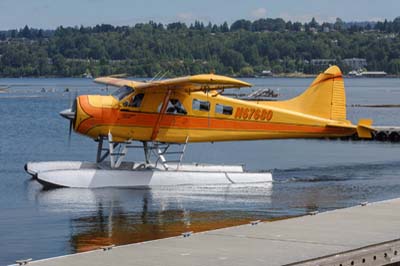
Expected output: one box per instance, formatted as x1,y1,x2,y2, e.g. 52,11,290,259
25,65,374,188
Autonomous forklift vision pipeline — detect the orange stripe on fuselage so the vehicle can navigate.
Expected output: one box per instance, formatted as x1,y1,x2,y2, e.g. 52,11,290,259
76,96,350,139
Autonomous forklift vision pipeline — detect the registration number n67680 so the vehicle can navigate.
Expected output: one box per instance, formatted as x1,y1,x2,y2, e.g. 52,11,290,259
235,107,273,121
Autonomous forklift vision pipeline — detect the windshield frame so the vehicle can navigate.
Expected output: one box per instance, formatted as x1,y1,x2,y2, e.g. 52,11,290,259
112,86,134,101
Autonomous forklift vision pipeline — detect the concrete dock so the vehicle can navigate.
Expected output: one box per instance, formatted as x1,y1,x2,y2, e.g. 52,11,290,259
14,198,400,266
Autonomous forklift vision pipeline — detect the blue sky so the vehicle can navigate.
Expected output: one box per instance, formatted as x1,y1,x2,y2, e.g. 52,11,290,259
0,0,399,30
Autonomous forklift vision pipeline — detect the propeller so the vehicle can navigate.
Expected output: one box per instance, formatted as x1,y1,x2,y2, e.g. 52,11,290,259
60,90,77,144
68,116,73,143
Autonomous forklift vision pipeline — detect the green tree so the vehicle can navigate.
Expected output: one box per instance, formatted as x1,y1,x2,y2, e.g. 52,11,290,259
230,20,252,31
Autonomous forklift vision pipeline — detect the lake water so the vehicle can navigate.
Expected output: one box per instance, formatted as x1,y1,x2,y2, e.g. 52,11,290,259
1,77,400,265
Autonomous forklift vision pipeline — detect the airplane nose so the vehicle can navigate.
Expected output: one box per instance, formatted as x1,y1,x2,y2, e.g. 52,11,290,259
60,98,77,121
60,98,78,140
59,108,76,120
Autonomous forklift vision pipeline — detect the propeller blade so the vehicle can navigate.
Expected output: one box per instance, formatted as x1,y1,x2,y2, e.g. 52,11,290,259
62,89,78,145
70,88,77,110
67,90,77,145
68,120,72,144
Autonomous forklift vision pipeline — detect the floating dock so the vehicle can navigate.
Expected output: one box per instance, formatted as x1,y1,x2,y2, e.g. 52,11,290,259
13,198,400,266
336,126,400,142
372,126,400,142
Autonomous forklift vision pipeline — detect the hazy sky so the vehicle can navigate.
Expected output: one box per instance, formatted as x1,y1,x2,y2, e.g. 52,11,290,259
0,0,399,30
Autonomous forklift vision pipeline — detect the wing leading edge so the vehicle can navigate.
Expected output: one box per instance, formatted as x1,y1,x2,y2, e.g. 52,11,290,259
94,77,146,88
94,74,252,92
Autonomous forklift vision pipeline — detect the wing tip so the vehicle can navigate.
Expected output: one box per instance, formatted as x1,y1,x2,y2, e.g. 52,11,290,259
93,77,108,84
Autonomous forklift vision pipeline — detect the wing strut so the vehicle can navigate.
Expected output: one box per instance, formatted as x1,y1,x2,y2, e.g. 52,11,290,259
151,89,172,141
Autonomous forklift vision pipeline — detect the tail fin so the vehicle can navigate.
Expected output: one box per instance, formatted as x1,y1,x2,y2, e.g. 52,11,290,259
269,65,347,121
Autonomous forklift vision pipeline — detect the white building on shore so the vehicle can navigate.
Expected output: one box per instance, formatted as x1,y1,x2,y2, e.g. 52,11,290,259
343,58,367,71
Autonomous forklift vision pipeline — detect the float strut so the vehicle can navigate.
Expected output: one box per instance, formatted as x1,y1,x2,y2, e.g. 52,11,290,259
143,142,150,164
96,137,104,163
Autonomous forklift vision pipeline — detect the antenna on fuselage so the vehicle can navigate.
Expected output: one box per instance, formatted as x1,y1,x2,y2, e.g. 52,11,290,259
149,71,162,82
157,71,169,81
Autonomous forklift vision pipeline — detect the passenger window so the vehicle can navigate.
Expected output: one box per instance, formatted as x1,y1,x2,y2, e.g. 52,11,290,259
215,104,233,115
129,93,144,108
166,99,187,115
192,99,210,112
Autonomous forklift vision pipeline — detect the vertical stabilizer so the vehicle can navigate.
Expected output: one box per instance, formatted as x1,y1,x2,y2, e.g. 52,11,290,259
268,66,347,121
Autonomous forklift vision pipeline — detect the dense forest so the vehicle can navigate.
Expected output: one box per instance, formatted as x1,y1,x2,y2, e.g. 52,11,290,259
1,17,400,77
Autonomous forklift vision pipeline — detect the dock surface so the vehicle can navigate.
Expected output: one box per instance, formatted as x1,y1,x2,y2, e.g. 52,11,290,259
19,198,400,266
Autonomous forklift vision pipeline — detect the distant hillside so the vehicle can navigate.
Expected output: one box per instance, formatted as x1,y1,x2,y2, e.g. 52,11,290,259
1,17,400,77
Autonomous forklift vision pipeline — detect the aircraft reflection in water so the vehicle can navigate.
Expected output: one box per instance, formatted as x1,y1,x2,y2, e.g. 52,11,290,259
33,184,272,252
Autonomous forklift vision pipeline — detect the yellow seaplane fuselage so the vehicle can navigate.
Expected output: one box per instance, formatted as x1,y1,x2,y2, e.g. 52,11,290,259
68,66,373,143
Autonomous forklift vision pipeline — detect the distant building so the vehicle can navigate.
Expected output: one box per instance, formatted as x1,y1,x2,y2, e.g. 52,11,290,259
343,58,367,71
311,59,336,66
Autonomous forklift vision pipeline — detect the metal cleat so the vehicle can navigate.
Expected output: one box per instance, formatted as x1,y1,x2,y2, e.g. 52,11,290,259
181,231,193,238
101,244,115,251
250,220,261,226
15,258,32,265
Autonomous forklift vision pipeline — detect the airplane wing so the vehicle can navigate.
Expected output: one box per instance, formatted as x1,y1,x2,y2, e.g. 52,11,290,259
94,74,251,92
135,74,252,92
94,77,146,88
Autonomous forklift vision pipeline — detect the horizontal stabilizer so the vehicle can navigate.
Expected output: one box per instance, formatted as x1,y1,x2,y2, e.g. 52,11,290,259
357,119,374,139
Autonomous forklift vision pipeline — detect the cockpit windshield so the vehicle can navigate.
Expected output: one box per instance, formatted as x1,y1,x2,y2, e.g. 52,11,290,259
112,86,134,101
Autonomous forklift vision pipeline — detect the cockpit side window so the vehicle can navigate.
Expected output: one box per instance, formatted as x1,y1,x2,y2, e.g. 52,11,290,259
129,93,144,108
112,86,134,101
